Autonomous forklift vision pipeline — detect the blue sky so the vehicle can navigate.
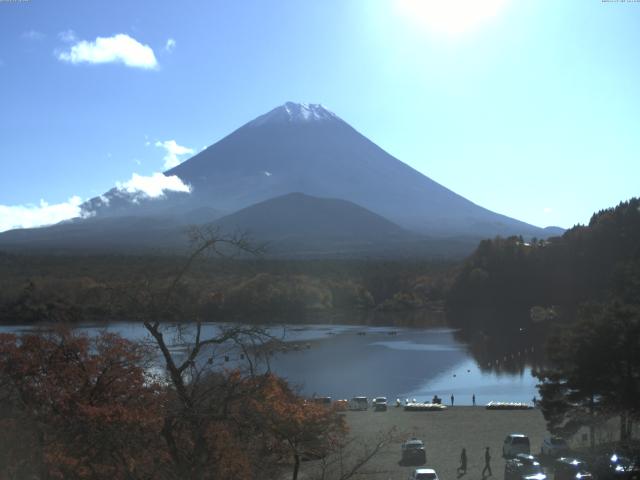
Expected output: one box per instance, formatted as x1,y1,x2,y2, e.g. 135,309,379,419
0,0,639,232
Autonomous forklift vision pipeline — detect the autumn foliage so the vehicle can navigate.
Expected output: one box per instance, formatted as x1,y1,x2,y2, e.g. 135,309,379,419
0,329,347,480
0,329,165,479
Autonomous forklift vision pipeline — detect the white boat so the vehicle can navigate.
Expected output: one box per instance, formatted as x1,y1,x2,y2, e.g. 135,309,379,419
485,401,533,410
404,402,447,411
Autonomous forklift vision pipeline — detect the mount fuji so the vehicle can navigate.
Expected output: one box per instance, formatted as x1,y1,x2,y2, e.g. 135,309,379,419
0,102,563,256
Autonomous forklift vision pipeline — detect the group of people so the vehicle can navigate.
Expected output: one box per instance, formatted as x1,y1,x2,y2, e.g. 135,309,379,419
457,447,492,478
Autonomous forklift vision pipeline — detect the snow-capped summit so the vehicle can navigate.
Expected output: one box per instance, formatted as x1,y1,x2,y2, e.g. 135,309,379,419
248,102,340,126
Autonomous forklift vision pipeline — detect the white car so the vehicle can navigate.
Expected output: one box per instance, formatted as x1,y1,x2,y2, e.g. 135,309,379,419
503,434,531,458
541,436,569,457
409,468,439,480
373,396,388,411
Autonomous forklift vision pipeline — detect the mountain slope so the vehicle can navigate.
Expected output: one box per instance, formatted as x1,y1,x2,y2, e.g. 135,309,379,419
0,215,193,253
85,102,557,238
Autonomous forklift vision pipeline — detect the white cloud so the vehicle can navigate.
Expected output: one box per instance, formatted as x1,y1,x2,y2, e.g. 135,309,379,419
22,30,45,41
155,140,194,169
116,172,191,198
57,33,158,69
165,38,176,53
0,171,192,232
58,29,77,43
0,196,85,233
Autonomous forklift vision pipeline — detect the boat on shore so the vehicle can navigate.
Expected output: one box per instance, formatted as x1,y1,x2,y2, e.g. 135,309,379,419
485,401,533,410
404,402,447,412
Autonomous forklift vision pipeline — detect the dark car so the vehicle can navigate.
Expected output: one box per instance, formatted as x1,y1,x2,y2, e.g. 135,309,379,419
505,454,547,480
554,457,593,480
588,453,640,480
402,438,426,465
503,434,532,458
312,396,332,406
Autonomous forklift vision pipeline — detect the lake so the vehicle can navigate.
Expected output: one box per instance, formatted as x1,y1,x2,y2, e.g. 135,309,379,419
0,316,542,405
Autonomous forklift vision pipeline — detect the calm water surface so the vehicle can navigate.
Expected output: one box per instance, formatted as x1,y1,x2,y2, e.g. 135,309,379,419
0,320,540,405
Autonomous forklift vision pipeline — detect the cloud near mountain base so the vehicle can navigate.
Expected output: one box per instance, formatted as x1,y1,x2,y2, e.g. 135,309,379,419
0,196,87,233
0,173,191,232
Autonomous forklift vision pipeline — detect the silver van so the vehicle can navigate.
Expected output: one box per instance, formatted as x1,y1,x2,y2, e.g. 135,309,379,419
348,396,369,411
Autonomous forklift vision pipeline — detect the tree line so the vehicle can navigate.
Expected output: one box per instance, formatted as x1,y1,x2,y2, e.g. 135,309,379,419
0,252,453,324
446,197,640,328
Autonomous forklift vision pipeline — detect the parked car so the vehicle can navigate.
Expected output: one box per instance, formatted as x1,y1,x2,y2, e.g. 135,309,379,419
348,396,369,411
541,437,570,457
553,457,593,480
587,452,640,480
504,434,531,458
373,396,388,411
401,438,426,465
409,468,439,480
505,454,547,480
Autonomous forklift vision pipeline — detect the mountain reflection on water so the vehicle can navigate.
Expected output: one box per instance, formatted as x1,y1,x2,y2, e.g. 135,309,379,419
0,309,546,405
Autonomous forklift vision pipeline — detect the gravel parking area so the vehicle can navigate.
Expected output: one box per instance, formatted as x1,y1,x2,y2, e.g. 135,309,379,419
299,406,550,480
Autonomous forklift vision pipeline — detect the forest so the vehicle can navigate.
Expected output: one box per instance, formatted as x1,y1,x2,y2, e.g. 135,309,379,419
0,251,454,325
446,198,640,328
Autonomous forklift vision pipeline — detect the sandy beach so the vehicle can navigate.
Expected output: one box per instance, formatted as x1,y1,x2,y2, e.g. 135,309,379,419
299,406,550,480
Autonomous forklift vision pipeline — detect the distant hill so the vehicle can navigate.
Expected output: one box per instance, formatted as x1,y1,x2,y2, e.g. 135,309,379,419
215,192,405,240
446,197,640,324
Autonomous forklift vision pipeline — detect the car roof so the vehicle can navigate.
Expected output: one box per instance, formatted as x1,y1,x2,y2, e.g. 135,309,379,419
516,454,538,461
405,439,424,445
508,433,528,437
415,469,436,474
556,457,586,466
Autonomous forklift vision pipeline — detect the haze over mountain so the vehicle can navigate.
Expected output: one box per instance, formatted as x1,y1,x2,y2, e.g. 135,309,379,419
0,102,563,256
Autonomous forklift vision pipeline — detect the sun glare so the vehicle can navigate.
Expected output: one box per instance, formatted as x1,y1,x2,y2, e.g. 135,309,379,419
396,0,509,35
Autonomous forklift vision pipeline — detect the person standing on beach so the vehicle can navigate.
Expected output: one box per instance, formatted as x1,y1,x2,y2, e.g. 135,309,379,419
482,447,492,477
458,447,467,474
451,394,455,406
472,394,476,406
